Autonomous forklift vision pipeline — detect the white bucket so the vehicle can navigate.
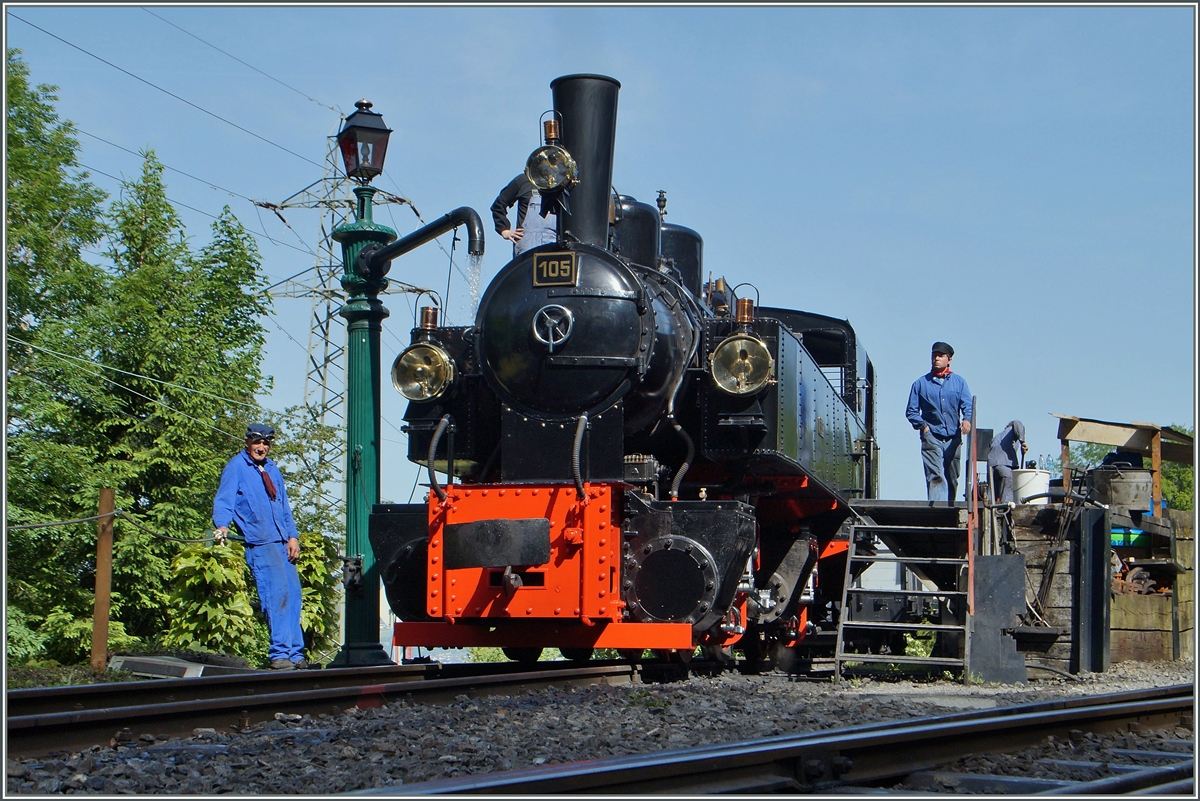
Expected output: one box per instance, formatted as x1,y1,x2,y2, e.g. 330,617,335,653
1013,469,1051,505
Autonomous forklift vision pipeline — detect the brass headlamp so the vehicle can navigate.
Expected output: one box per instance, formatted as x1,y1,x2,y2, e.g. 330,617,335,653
391,306,455,401
709,333,774,395
708,289,773,395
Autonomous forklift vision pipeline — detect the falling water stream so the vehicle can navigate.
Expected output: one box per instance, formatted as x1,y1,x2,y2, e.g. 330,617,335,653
466,252,484,320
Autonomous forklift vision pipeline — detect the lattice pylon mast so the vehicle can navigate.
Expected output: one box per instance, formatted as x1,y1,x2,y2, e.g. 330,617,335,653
266,136,427,516
269,137,353,512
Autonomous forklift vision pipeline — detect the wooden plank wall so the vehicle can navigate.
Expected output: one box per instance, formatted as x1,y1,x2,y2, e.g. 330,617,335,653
1013,505,1193,671
1110,509,1192,663
1010,505,1075,674
1172,509,1195,660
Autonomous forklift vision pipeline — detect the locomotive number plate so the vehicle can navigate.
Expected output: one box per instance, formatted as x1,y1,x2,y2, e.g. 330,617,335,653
532,252,578,287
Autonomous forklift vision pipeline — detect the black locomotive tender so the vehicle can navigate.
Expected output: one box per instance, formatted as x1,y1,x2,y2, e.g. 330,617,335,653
369,74,880,666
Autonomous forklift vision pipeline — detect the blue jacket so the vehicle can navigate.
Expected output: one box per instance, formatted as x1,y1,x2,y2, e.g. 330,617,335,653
212,450,300,546
906,371,973,439
987,421,1026,469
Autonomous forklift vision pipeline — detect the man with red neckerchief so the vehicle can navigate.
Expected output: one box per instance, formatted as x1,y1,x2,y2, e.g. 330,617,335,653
905,342,973,505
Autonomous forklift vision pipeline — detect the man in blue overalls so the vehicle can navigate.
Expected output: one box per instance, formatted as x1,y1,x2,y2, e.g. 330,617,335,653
906,342,973,505
491,173,557,257
213,424,306,669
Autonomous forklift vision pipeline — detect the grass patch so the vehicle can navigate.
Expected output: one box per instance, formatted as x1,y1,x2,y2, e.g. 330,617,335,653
6,661,145,690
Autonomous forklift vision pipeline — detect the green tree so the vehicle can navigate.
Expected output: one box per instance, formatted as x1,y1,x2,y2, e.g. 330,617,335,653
1161,426,1194,512
5,49,107,371
5,52,344,667
5,49,111,658
5,63,274,659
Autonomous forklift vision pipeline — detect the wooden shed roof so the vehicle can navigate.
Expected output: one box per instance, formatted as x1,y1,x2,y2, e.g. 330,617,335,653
1052,414,1194,465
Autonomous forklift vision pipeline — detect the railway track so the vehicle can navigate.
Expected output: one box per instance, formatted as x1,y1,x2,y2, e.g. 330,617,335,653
372,684,1194,795
6,660,636,760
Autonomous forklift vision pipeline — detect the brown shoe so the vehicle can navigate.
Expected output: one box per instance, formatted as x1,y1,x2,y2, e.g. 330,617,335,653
269,658,295,670
291,658,308,670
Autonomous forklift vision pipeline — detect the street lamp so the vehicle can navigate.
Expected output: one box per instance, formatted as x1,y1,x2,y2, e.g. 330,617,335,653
325,99,485,668
329,101,399,668
337,100,392,183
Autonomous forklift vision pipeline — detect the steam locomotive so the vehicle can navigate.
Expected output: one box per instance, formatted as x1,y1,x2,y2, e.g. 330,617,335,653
369,74,878,666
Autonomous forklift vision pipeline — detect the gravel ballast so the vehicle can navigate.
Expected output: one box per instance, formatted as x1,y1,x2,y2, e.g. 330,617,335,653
6,658,1194,794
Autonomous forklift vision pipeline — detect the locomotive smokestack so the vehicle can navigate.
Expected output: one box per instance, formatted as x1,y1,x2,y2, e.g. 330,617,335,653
550,74,621,249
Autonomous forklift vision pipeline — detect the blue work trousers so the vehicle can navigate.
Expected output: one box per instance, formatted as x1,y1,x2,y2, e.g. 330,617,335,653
244,541,305,663
921,430,962,504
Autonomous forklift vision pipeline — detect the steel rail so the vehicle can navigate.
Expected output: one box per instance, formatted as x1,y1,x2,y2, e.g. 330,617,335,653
371,684,1192,795
1041,759,1194,795
5,663,635,760
7,663,436,717
6,658,608,717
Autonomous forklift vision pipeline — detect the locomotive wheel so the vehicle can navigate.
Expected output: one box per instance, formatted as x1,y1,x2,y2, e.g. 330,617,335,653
501,647,543,666
740,633,773,673
559,648,593,662
700,644,734,664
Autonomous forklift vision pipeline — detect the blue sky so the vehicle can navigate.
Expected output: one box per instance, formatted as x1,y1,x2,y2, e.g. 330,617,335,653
6,4,1195,504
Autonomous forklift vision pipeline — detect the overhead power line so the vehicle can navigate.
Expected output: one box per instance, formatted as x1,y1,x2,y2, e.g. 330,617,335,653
78,129,320,256
141,7,341,115
9,12,326,171
79,128,254,204
78,160,317,258
10,335,261,411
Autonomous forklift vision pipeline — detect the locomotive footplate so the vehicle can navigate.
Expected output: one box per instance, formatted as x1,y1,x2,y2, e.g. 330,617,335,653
391,621,693,650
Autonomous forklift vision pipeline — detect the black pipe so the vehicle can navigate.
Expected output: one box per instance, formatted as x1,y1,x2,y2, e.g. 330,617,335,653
1019,489,1107,508
366,206,485,275
572,412,588,500
551,74,620,249
428,415,452,502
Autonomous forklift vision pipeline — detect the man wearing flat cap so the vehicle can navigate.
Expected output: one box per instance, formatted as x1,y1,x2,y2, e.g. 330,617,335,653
213,424,306,670
906,342,973,505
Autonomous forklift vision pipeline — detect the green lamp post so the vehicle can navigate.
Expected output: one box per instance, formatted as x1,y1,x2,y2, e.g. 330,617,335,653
329,100,397,667
325,99,487,667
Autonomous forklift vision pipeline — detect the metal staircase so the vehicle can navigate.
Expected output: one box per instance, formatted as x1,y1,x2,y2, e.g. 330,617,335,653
834,510,972,678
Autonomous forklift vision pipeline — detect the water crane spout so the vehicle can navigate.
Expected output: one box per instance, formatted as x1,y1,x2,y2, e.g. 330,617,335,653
362,206,485,278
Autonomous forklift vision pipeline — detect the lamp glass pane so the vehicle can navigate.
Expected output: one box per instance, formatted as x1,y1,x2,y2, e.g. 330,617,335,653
710,334,773,395
392,344,454,401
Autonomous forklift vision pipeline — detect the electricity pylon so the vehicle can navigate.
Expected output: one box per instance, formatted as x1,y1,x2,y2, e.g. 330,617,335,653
264,136,422,514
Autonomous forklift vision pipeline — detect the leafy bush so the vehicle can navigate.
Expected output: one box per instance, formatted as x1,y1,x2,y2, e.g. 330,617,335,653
5,606,46,664
161,542,266,664
904,631,935,658
39,608,141,665
296,529,342,661
468,647,507,663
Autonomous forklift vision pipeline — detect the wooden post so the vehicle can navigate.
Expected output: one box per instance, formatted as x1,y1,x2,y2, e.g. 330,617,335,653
1151,429,1163,515
90,488,115,672
1061,440,1072,494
